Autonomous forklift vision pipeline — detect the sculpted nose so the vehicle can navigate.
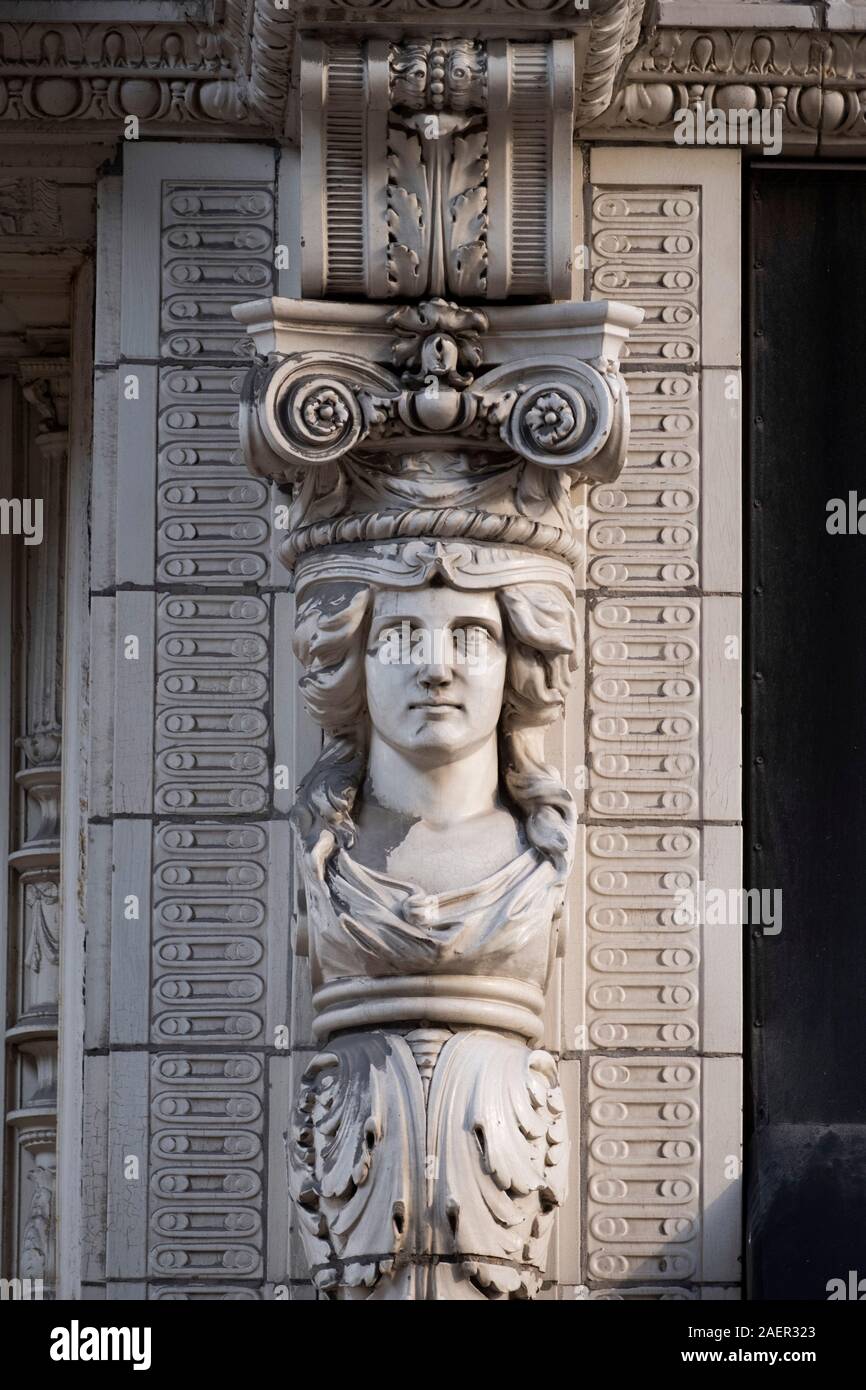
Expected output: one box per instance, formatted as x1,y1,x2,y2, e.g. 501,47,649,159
419,659,451,687
415,627,454,687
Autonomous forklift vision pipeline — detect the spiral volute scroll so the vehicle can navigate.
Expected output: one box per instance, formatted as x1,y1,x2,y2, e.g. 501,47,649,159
484,357,618,473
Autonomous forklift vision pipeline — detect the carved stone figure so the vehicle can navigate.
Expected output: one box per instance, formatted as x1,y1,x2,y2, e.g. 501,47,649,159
19,1145,56,1283
236,291,640,1297
289,555,575,1298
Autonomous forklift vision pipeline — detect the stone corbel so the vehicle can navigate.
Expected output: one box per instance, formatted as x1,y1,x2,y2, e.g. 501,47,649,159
298,35,576,301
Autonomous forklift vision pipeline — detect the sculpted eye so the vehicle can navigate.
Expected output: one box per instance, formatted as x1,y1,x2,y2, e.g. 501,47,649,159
369,623,413,662
452,624,496,662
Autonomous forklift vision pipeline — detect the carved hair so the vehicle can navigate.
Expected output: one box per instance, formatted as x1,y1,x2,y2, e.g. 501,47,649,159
291,578,577,875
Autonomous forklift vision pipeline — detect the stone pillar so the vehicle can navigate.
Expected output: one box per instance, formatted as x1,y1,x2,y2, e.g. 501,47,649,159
82,143,296,1301
236,29,643,1300
6,360,69,1296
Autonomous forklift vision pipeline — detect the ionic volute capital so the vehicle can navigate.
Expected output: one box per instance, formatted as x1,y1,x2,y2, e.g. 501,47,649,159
236,295,641,573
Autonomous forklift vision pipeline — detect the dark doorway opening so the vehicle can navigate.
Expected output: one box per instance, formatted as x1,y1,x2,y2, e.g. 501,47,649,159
748,165,866,1299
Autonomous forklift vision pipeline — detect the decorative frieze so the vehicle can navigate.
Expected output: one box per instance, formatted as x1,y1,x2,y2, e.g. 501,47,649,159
0,16,247,127
585,824,701,1051
158,370,270,584
0,1,640,135
584,148,742,1296
8,3,866,153
584,25,866,147
584,166,705,1294
149,1050,266,1280
588,598,701,822
592,189,700,367
155,595,271,816
587,1055,701,1285
588,370,699,590
589,188,701,591
160,181,274,358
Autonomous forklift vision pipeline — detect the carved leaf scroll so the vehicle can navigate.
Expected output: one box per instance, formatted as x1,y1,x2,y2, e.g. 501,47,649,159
447,129,488,297
387,127,429,296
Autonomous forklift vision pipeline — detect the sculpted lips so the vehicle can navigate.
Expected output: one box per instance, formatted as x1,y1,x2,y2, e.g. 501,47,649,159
410,700,462,712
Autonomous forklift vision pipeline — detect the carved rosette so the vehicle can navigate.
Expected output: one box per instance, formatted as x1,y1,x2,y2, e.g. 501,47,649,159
235,290,640,1299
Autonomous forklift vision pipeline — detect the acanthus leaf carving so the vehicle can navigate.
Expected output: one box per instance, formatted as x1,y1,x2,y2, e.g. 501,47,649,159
386,126,429,296
445,129,489,297
386,39,489,299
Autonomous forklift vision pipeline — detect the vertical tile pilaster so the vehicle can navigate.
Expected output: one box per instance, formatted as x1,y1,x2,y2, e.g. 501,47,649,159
585,145,743,1299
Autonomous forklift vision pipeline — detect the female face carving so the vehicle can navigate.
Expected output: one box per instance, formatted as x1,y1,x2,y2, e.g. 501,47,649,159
364,586,507,765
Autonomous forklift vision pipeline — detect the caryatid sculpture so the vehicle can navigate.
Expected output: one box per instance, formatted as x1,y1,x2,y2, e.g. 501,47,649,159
235,292,641,1298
